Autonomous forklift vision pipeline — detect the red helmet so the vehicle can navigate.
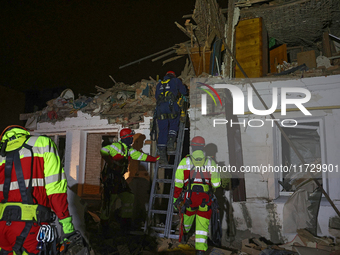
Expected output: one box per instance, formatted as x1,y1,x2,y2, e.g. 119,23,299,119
120,128,134,139
166,71,176,77
190,136,205,147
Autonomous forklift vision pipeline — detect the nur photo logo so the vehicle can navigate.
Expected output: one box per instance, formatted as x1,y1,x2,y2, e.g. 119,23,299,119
198,82,312,128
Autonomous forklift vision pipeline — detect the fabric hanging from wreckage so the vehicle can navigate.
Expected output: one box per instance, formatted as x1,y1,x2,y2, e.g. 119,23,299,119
210,38,223,76
283,180,322,236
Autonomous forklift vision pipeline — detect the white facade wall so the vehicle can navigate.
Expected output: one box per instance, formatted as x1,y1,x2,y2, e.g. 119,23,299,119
190,75,340,243
34,112,152,185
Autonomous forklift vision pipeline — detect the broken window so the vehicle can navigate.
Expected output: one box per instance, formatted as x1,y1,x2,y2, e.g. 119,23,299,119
278,120,326,195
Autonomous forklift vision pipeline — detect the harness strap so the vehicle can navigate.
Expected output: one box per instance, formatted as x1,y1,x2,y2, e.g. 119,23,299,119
23,143,35,204
0,248,11,255
189,156,209,185
13,150,30,204
187,156,213,207
13,221,34,255
2,150,15,203
159,113,178,120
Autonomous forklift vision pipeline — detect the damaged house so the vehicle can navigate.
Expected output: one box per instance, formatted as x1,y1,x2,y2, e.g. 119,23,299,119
17,0,340,253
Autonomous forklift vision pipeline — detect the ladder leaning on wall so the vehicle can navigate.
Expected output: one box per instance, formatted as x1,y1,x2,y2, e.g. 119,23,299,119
144,113,187,239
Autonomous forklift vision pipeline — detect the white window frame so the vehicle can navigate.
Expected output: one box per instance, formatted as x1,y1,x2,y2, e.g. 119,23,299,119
274,117,328,197
47,133,66,148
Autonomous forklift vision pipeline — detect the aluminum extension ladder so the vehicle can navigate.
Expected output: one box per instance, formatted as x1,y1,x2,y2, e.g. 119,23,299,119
144,116,187,239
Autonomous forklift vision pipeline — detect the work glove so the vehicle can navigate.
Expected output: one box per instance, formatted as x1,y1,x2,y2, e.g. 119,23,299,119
173,198,179,211
59,216,75,235
59,230,90,255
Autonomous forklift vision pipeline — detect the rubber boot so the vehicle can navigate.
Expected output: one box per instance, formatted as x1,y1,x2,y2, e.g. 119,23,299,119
167,134,176,152
158,146,168,165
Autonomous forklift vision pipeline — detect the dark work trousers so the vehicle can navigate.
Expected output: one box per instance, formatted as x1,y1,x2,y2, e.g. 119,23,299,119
156,102,180,147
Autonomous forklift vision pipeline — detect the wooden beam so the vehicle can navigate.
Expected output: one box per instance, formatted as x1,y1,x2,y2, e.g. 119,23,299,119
162,55,184,65
119,46,175,69
323,32,332,57
151,50,177,62
225,0,236,77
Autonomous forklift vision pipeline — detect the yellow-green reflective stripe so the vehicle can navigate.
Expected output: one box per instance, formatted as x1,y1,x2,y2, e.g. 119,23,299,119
137,152,144,160
212,182,220,187
45,172,66,185
0,178,45,191
129,149,147,161
45,179,67,196
196,238,206,243
110,144,124,154
0,203,38,221
196,230,208,236
101,147,110,154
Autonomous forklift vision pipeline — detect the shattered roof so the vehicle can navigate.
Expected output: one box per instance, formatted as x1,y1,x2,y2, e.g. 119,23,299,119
22,79,158,130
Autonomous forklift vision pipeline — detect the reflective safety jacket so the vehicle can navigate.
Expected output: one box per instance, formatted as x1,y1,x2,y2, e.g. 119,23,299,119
0,131,71,221
100,141,158,165
173,150,221,203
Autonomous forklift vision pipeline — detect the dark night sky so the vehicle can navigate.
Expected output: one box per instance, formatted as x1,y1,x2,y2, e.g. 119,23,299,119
1,1,198,99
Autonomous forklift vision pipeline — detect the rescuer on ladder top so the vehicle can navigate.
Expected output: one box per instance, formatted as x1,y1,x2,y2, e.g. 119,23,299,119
155,71,187,164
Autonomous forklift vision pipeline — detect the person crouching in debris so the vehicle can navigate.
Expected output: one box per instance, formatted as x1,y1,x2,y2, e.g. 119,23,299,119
155,71,187,164
173,136,222,254
0,125,89,255
99,128,159,236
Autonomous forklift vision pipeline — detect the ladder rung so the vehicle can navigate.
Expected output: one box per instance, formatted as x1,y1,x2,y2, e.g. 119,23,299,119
159,164,174,169
150,226,166,231
150,209,168,214
156,179,173,183
153,194,170,198
167,151,177,155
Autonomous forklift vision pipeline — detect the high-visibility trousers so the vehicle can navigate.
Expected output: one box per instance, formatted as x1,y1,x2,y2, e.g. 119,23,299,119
0,221,41,254
183,192,212,251
100,191,135,220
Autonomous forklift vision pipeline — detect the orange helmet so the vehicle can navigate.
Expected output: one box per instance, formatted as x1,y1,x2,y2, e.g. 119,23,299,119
166,71,176,77
120,128,134,139
190,136,205,147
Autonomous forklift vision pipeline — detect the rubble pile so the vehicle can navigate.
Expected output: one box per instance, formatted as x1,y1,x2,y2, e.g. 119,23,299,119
23,79,158,130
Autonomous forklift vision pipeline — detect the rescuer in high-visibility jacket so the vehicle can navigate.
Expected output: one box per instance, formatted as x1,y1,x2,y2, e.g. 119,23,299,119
0,126,77,255
155,71,187,164
99,128,159,235
173,136,222,254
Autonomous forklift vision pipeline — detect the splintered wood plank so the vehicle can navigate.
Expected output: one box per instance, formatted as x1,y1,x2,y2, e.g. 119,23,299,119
235,17,267,78
297,50,316,69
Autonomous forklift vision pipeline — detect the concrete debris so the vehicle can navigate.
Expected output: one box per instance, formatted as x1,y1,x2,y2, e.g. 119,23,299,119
317,55,332,68
21,79,158,130
279,229,338,253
